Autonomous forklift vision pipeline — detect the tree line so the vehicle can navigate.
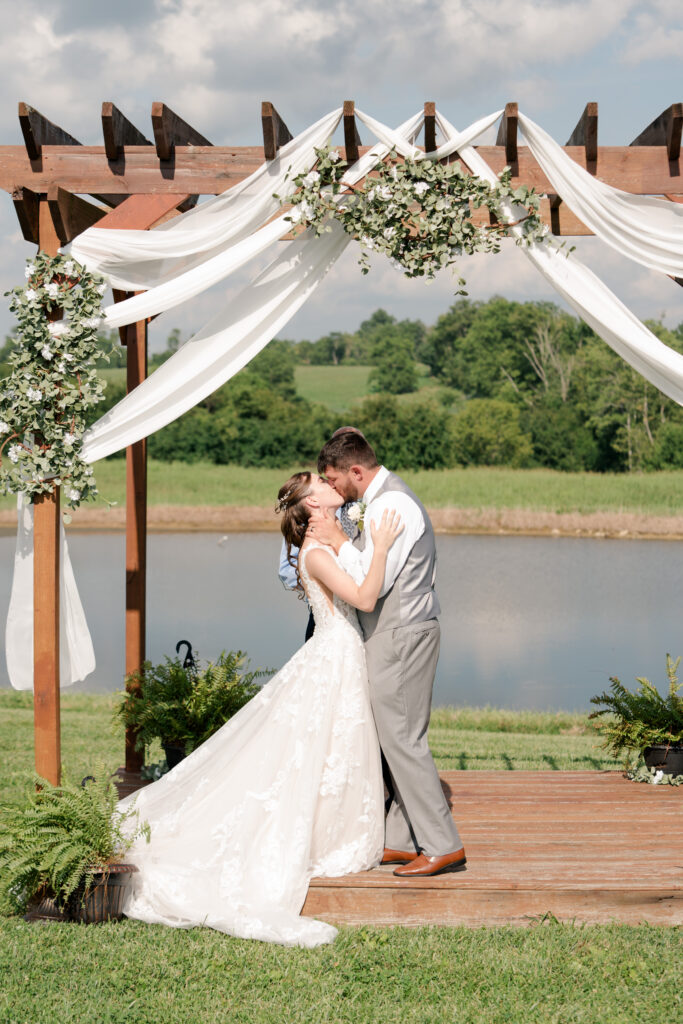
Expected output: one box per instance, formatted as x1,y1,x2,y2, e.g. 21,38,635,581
2,297,683,472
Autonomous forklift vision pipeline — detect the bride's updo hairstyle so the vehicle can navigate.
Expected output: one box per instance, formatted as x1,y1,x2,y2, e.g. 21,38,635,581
276,471,312,595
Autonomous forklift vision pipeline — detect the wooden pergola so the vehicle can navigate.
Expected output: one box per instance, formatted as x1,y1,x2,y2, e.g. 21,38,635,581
1,98,682,793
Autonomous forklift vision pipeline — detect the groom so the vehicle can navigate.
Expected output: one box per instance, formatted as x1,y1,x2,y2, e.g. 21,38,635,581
309,432,465,877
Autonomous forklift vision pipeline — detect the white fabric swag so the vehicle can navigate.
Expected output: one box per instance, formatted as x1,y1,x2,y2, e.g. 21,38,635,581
6,106,683,689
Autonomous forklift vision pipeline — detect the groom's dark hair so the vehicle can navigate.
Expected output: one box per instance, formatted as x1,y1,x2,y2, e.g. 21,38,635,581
318,432,379,473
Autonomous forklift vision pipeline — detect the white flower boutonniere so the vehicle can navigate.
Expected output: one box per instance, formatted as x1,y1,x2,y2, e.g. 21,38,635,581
347,500,367,531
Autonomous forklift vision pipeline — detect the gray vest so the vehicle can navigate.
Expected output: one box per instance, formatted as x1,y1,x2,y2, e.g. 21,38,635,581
356,471,440,639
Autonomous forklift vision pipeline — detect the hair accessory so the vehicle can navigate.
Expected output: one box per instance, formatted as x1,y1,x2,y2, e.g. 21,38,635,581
275,489,293,513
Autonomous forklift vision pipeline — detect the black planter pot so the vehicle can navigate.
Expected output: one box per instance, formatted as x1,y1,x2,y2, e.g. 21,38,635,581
162,743,187,769
643,744,683,777
70,864,139,923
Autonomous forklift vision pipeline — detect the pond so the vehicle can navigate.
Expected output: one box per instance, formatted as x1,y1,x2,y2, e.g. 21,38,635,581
1,532,681,711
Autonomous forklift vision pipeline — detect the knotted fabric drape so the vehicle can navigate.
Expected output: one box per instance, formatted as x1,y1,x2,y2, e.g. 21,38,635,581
5,106,683,689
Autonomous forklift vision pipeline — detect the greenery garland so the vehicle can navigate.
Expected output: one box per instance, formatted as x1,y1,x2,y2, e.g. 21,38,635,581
0,252,108,515
279,146,549,291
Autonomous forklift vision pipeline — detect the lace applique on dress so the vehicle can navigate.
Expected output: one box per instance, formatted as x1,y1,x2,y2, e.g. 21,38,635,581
118,538,383,948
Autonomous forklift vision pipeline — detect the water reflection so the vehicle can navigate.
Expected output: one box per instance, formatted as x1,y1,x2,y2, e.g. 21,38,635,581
1,532,681,711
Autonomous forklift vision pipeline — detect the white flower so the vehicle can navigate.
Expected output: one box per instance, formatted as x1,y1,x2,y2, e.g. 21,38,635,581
383,226,396,241
63,432,75,446
82,316,103,329
652,770,664,785
85,467,93,476
377,185,392,201
299,200,316,221
56,362,66,374
25,288,37,302
347,503,362,524
302,170,320,187
41,346,53,360
68,488,81,502
287,207,302,224
24,263,36,279
63,353,74,362
97,282,107,295
0,421,9,434
8,445,21,463
63,260,75,276
27,388,42,402
54,478,62,486
64,459,73,468
360,236,375,250
328,150,341,163
45,282,59,299
414,181,430,196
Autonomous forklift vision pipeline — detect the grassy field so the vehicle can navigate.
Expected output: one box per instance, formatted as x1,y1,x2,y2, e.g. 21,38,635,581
295,364,373,410
3,460,683,515
1,694,677,1024
0,692,619,807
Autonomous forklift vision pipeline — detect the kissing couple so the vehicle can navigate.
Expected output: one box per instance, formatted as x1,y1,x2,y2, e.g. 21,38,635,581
118,430,464,947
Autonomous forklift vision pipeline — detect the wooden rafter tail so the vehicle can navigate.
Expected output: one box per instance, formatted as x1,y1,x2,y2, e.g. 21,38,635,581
151,102,212,161
496,102,518,166
46,186,106,246
424,102,436,154
566,101,598,167
102,102,152,161
12,185,40,243
18,102,80,161
631,102,683,161
343,101,361,166
261,102,293,160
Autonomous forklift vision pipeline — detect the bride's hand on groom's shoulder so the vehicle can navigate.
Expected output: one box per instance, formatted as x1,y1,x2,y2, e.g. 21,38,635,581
369,508,403,552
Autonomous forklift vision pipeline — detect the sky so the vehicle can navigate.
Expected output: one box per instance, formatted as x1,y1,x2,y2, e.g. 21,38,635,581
0,0,681,351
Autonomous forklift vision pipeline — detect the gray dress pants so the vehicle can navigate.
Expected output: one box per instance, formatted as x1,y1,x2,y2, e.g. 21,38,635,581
364,619,462,856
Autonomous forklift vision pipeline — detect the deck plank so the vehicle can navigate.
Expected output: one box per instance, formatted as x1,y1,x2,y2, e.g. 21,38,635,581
302,771,682,927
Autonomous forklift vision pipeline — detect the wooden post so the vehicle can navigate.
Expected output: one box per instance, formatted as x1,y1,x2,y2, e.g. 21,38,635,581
124,316,147,774
33,199,62,786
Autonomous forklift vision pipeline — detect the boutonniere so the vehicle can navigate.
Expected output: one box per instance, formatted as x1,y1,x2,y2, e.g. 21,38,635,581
347,500,367,531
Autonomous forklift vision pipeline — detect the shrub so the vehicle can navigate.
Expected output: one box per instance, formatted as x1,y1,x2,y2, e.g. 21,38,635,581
450,398,533,467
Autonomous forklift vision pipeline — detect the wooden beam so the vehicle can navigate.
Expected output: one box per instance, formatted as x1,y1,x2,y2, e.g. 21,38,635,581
631,103,683,160
47,186,106,246
343,101,361,166
102,102,152,161
12,185,40,243
95,192,192,230
151,102,211,161
424,102,436,154
261,102,293,160
496,102,518,165
18,102,80,161
33,198,62,787
124,312,147,775
566,102,598,167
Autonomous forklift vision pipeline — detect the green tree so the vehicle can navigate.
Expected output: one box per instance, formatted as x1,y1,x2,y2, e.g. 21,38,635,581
450,399,533,467
353,395,454,469
368,330,418,394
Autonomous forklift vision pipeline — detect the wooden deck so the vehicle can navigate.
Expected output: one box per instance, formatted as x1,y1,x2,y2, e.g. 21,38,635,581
303,771,683,927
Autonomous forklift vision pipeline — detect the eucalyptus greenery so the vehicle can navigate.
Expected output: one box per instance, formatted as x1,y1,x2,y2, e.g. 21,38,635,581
0,766,149,915
623,756,683,786
0,252,108,513
278,146,548,291
589,654,683,760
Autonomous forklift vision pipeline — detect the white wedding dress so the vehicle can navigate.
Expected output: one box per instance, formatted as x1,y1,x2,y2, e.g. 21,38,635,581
118,541,384,946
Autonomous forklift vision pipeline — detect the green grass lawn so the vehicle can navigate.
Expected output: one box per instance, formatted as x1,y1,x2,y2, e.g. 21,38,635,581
0,693,619,807
3,460,681,514
295,364,373,410
0,695,676,1024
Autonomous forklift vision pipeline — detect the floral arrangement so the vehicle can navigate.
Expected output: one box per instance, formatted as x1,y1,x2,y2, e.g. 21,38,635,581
346,500,367,531
0,252,108,516
278,146,549,291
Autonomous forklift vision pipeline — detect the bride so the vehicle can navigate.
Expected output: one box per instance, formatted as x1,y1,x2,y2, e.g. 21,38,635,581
119,471,402,947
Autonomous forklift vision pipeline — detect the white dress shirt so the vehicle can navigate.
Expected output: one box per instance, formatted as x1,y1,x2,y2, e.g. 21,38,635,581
337,466,425,597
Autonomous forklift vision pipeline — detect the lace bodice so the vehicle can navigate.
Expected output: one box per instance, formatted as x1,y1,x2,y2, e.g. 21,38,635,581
299,541,363,639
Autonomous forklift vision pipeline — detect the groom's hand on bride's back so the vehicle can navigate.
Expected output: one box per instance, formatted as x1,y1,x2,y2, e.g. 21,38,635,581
307,509,347,553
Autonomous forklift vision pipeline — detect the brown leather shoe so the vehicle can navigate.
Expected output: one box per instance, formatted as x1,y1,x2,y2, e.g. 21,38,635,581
381,847,419,865
393,849,466,877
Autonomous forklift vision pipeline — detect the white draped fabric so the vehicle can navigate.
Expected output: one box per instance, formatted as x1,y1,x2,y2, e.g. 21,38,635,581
5,106,683,689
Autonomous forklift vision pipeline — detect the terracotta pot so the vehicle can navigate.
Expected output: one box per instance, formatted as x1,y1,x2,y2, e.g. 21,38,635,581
643,744,683,778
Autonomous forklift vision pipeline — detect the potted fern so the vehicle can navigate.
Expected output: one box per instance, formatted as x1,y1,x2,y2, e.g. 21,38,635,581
589,654,683,777
0,769,149,922
115,650,265,773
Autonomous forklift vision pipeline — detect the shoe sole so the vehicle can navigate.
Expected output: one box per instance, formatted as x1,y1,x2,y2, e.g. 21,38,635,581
381,858,416,866
393,857,467,878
